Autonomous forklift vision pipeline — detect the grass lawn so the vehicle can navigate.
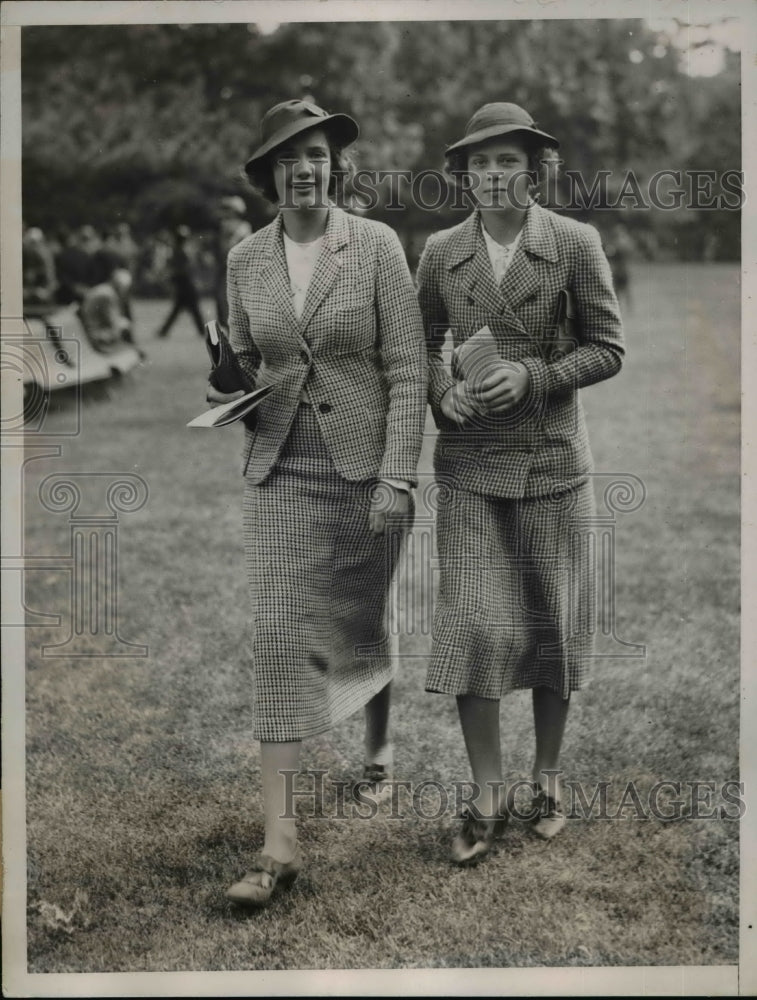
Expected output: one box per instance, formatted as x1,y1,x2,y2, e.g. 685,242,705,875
19,262,740,973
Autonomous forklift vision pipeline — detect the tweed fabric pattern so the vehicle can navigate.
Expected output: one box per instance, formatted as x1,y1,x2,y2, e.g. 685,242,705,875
426,480,597,699
416,202,624,498
243,404,412,742
227,207,427,486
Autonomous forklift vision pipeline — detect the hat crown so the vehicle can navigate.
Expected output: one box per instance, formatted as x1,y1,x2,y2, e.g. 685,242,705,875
465,102,535,137
260,100,331,145
245,100,359,172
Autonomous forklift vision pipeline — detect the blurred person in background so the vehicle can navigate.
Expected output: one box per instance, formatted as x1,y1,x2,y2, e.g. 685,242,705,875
91,227,137,321
136,229,173,297
90,227,126,285
113,222,140,276
417,102,624,864
23,226,57,320
153,224,205,338
80,266,144,358
213,195,252,327
604,220,635,315
206,98,427,909
55,228,91,309
76,224,103,285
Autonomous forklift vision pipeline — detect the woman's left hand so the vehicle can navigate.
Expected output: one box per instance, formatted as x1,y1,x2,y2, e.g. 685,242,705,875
369,482,411,535
206,383,246,408
474,362,530,413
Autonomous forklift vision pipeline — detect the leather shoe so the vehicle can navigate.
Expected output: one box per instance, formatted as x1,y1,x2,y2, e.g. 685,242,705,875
530,790,566,840
450,806,508,865
226,845,303,907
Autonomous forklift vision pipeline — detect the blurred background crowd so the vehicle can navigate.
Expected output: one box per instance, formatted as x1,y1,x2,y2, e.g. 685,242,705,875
20,16,741,354
22,195,251,360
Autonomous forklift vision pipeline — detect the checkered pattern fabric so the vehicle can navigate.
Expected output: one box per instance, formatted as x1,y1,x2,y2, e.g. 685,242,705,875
426,481,597,699
417,203,624,498
227,207,427,485
243,405,411,741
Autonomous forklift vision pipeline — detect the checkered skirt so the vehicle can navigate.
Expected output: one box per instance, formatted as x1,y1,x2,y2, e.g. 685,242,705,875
426,480,597,700
243,404,409,741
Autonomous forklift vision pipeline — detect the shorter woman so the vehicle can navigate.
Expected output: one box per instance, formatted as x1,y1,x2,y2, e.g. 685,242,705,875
417,102,624,862
207,99,427,904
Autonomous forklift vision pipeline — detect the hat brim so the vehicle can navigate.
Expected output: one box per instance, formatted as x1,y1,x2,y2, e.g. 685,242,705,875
245,113,359,172
446,123,559,155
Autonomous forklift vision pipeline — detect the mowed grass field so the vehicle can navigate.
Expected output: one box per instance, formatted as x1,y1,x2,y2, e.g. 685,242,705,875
19,261,740,973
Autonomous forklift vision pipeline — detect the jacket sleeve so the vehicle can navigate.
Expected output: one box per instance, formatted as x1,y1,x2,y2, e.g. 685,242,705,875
520,224,625,398
227,250,262,385
416,236,457,411
375,229,428,486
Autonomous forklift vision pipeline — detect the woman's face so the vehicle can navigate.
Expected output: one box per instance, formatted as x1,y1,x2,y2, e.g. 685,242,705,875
272,127,332,211
466,136,531,212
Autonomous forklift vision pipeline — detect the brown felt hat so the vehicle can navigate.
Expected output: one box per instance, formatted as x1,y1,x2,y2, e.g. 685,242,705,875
244,99,359,172
446,102,559,154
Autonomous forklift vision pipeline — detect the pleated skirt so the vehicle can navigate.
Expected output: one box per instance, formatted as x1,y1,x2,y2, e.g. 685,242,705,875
243,403,410,742
426,480,597,700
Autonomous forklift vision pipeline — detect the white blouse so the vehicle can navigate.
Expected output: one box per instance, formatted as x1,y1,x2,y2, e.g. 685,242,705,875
283,231,324,320
481,219,522,285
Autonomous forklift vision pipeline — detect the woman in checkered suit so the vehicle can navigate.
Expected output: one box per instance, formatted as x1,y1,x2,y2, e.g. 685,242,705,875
417,103,625,863
207,100,427,905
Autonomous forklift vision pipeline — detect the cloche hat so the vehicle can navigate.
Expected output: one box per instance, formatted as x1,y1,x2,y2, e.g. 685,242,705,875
446,102,559,154
244,99,359,173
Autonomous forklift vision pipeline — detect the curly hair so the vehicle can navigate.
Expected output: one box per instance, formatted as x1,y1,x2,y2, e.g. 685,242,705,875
243,142,356,205
445,135,560,205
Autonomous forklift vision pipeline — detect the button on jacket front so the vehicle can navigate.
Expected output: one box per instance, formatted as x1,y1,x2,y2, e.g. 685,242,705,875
227,207,428,485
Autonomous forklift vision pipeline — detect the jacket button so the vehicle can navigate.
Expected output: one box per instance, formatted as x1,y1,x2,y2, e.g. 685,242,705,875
319,402,332,414
300,350,310,364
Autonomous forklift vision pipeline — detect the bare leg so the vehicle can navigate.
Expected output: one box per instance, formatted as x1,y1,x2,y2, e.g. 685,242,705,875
532,686,570,802
456,693,502,817
226,741,302,904
260,740,300,862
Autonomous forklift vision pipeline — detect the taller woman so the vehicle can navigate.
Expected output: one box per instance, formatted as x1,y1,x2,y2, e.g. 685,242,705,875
208,100,427,904
417,103,624,863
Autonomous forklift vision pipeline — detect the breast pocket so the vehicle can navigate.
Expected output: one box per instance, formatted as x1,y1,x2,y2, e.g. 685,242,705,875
331,297,377,351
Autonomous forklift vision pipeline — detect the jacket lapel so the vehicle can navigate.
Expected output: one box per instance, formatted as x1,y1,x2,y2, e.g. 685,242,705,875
259,215,300,334
449,211,525,334
501,202,558,313
447,212,504,315
298,206,349,333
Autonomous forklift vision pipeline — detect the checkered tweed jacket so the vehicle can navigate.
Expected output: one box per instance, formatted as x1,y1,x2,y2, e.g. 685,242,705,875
227,207,428,485
417,203,624,497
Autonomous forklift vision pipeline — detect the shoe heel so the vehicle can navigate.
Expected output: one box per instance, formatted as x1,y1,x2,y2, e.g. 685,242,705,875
279,868,299,889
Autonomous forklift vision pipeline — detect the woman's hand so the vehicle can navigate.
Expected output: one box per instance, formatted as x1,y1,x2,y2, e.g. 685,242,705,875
474,362,530,413
206,383,246,408
369,482,411,535
439,382,482,426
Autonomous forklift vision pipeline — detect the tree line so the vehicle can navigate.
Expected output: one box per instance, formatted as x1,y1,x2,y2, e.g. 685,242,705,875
22,19,741,265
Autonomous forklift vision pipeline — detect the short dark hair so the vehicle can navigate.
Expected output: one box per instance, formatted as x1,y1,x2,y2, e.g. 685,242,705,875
445,134,559,204
244,142,356,205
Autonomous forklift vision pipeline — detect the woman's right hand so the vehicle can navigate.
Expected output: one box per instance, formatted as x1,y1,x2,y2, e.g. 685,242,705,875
206,383,246,408
439,382,481,426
